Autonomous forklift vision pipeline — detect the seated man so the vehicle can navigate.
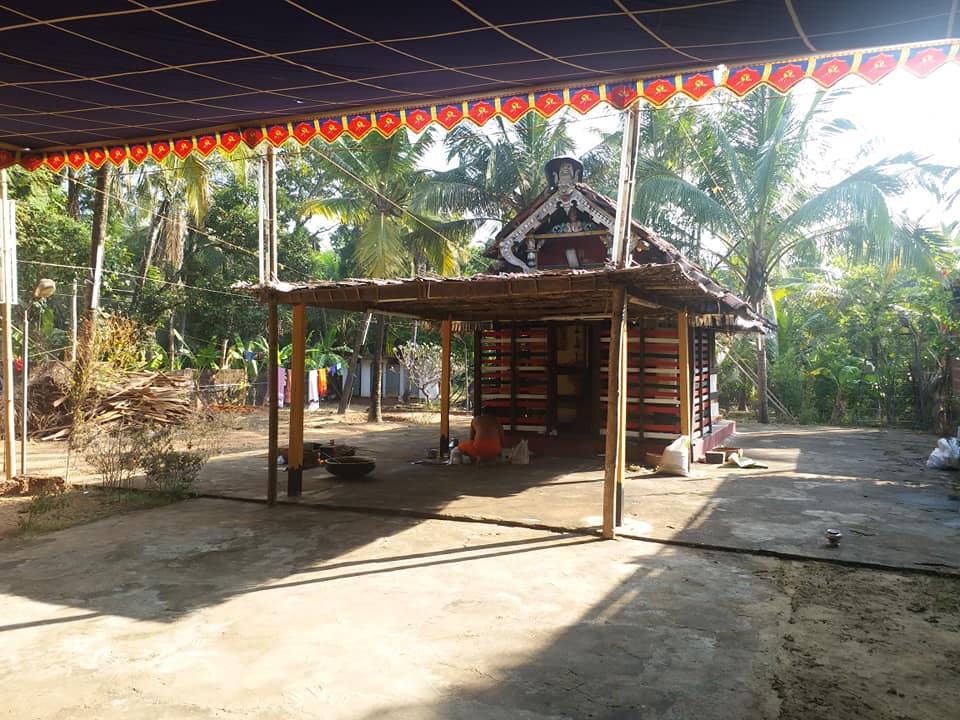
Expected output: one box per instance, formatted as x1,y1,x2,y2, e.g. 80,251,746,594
452,412,504,463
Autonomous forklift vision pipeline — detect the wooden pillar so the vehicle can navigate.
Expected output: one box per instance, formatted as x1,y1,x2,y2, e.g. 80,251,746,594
473,328,482,413
601,102,642,539
287,304,307,497
602,287,628,538
267,302,279,505
677,311,692,453
615,313,628,526
440,318,452,456
509,324,518,431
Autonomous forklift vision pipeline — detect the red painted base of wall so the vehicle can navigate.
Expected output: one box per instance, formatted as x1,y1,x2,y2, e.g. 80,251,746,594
691,419,736,460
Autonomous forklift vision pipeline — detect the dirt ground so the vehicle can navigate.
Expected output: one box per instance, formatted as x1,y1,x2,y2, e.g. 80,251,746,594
1,407,959,719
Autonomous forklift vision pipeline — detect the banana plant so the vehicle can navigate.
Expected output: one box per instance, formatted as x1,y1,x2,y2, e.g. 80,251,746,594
304,326,350,371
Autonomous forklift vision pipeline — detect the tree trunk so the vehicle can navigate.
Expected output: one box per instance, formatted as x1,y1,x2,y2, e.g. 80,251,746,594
829,381,846,425
338,311,372,414
911,333,925,429
131,198,167,310
368,315,386,423
66,168,81,221
756,333,770,423
71,164,112,421
75,165,111,368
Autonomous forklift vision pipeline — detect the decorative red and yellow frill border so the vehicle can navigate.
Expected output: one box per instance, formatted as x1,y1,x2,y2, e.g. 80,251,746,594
3,42,957,173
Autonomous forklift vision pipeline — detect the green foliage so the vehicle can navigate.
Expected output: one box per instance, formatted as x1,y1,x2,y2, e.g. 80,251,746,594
78,416,220,496
140,417,220,495
435,113,577,224
305,326,350,370
304,130,478,279
7,98,956,432
761,262,950,427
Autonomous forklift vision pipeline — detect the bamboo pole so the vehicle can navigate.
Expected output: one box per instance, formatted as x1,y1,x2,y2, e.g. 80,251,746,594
440,318,452,456
266,145,278,281
267,302,279,505
257,152,266,284
287,304,307,497
20,306,27,476
601,102,642,538
70,277,77,361
0,170,14,482
610,104,642,263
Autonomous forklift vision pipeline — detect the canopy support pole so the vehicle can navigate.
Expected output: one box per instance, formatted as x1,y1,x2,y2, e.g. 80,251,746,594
266,145,278,281
602,103,642,539
267,301,279,505
264,144,280,504
0,170,14,483
287,304,306,497
257,152,266,283
440,318,452,456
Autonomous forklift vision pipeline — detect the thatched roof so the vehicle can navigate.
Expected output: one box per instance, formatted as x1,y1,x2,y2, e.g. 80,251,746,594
237,264,773,332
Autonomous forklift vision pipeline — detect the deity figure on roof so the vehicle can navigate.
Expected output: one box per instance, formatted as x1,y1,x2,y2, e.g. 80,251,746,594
544,156,583,199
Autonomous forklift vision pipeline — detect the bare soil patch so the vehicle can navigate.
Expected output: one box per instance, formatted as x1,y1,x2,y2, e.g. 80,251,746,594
771,562,960,719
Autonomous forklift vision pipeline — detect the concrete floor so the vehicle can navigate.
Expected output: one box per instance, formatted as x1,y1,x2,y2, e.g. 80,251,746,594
1,500,785,719
3,414,959,719
190,416,960,573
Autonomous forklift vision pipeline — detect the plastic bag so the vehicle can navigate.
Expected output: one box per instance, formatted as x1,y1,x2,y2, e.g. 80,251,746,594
926,437,960,469
660,435,690,476
510,439,530,465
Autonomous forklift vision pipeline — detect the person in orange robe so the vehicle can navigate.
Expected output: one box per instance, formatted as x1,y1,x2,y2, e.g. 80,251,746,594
455,412,504,462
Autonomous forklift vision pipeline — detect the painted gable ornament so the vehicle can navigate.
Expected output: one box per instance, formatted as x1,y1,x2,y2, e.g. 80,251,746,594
545,156,583,198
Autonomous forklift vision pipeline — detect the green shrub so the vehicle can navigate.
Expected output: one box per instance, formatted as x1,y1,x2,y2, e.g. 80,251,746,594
77,413,221,496
142,449,204,496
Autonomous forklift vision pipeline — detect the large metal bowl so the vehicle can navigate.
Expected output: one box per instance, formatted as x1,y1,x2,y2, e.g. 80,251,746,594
324,456,376,479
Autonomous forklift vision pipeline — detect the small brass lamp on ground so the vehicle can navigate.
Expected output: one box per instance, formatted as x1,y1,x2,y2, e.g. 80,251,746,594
21,278,55,476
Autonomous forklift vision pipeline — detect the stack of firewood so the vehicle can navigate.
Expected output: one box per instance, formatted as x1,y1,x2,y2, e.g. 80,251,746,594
40,370,197,439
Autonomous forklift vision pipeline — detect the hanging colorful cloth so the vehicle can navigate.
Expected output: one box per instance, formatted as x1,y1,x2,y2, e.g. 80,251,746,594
318,367,328,396
307,369,320,409
276,367,286,408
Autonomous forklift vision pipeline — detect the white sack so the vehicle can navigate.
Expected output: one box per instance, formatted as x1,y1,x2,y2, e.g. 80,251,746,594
660,435,691,477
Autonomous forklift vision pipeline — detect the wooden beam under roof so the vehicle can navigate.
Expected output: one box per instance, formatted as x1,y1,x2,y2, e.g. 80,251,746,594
236,265,772,332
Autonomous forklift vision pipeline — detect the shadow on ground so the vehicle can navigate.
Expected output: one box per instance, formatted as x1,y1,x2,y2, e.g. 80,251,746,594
3,412,960,718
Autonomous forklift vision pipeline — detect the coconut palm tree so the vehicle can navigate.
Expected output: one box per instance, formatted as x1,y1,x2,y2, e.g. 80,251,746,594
427,113,578,227
626,88,946,422
305,130,479,420
126,154,213,311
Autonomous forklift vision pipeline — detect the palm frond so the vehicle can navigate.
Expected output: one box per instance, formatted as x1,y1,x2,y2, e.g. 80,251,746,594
354,215,405,278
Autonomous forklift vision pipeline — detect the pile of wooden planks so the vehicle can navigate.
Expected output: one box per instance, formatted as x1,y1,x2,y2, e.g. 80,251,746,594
41,371,197,439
